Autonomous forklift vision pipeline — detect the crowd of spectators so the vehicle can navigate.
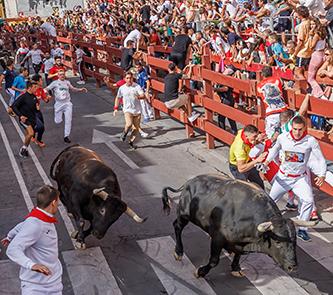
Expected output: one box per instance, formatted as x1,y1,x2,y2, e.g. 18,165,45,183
1,0,333,132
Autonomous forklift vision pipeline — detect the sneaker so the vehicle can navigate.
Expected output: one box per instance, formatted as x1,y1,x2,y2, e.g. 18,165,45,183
310,210,319,221
143,117,150,124
77,80,86,85
36,140,46,148
297,229,311,242
31,137,36,143
285,203,298,211
129,141,137,150
188,112,201,123
19,147,29,158
140,130,149,138
120,132,127,142
64,136,71,143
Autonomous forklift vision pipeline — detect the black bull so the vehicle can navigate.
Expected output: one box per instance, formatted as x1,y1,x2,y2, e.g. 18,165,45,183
50,145,146,248
162,174,317,277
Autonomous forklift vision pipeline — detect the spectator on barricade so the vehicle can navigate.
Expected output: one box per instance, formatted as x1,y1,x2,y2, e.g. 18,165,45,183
318,49,333,101
268,33,288,68
124,23,143,51
257,66,288,138
307,18,327,99
293,6,312,80
51,43,64,59
164,62,200,123
75,45,87,85
121,40,135,72
170,27,193,70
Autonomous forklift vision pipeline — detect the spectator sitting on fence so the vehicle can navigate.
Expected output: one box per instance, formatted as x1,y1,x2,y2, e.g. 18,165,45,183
163,62,200,124
121,40,135,72
318,49,333,101
170,27,193,70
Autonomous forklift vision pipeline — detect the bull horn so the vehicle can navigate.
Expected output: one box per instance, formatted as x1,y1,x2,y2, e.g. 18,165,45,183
257,221,274,232
93,188,108,201
125,207,147,223
290,217,319,227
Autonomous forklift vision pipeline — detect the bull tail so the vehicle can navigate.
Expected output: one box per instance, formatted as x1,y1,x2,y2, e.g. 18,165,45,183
50,144,80,180
162,185,184,215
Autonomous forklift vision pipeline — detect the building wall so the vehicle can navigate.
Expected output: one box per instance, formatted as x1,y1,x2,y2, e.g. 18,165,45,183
5,0,84,18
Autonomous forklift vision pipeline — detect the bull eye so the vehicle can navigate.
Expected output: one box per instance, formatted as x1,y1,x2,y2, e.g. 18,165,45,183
100,208,106,216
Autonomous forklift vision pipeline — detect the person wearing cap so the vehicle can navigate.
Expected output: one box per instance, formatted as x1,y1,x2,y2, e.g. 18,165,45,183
1,185,63,295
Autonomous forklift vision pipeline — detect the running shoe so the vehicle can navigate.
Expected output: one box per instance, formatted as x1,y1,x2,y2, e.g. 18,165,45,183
129,141,137,150
297,230,311,242
188,112,200,123
64,136,71,143
285,203,298,211
140,130,149,138
19,147,29,158
36,140,46,148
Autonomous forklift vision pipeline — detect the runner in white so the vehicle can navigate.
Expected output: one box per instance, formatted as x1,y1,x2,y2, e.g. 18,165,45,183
45,70,87,143
264,115,326,242
22,43,45,75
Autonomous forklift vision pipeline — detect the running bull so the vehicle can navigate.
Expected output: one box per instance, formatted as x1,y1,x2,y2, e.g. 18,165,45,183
162,174,317,277
50,145,146,248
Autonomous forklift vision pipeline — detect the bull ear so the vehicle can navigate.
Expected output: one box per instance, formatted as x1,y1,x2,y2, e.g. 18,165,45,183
257,221,274,233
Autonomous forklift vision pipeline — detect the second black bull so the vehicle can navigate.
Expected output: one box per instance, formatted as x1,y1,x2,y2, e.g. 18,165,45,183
50,145,146,248
162,174,317,278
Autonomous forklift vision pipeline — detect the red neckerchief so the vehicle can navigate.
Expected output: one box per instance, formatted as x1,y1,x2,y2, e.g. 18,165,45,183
241,129,254,148
26,208,57,223
290,130,307,141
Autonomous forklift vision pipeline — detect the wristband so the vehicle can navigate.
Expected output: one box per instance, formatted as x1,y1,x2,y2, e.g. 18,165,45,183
113,106,118,111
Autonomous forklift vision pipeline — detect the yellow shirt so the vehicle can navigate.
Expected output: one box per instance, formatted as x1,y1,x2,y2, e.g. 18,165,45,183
229,130,251,166
297,19,312,59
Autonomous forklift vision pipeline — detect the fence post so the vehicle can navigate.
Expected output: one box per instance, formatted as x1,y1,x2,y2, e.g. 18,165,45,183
202,44,215,149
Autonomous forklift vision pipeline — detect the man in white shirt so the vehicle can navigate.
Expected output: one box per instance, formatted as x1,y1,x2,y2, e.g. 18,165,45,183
123,25,142,51
43,52,54,86
22,43,44,74
40,21,57,37
113,71,146,149
46,70,87,143
1,185,62,295
264,116,326,242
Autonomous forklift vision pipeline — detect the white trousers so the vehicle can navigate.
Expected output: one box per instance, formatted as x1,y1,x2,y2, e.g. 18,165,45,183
265,113,280,138
269,171,313,230
21,280,63,295
140,99,154,120
54,102,72,137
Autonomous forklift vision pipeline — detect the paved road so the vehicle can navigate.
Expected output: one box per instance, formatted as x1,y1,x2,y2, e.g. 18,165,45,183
0,77,333,295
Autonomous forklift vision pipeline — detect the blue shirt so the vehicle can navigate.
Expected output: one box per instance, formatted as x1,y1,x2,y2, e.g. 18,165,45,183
136,68,149,91
271,42,288,68
12,75,26,99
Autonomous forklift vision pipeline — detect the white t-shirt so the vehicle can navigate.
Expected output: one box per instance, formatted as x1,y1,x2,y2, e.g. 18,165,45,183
46,80,73,105
117,83,144,115
52,47,64,58
43,57,54,74
124,29,142,47
75,48,85,63
300,0,325,16
27,49,43,65
40,22,57,37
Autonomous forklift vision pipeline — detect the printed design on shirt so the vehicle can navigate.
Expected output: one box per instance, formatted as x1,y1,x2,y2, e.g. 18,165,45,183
284,151,305,163
260,83,286,110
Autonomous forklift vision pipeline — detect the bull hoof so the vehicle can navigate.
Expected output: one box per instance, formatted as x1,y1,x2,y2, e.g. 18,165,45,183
74,241,86,250
70,230,78,239
194,266,206,278
231,270,245,277
173,251,183,261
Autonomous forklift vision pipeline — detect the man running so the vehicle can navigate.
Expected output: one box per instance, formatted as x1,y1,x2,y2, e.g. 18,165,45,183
45,70,87,143
113,71,146,149
264,116,326,241
48,56,66,82
11,81,39,158
0,60,16,106
21,43,44,74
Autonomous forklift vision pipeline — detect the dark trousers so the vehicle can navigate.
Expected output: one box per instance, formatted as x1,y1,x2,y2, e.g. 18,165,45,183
45,74,53,86
35,111,45,142
229,163,265,190
218,95,237,134
170,52,186,70
33,63,42,74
